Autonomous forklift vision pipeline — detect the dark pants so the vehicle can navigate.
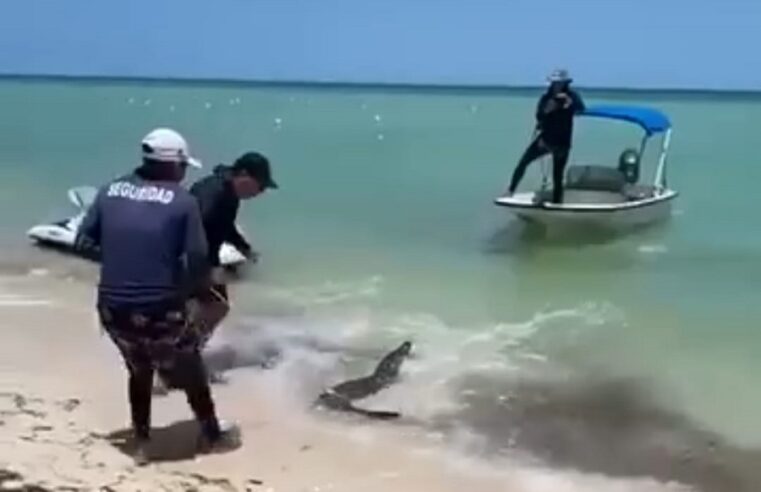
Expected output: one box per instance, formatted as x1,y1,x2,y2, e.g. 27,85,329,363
157,284,230,388
98,302,221,441
508,137,570,203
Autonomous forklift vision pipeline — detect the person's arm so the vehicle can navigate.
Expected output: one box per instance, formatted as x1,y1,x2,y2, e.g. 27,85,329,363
192,181,216,225
213,194,253,256
224,220,252,257
181,200,211,297
535,94,553,119
569,89,586,113
192,179,250,251
74,190,102,256
534,94,552,131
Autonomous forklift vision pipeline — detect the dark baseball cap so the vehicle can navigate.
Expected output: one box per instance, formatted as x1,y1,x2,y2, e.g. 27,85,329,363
232,152,278,189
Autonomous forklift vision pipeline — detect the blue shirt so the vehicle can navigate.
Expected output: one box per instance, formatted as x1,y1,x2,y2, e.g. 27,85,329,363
76,171,209,307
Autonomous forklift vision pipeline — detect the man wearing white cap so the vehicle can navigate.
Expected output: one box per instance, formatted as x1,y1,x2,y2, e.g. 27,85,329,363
505,68,586,203
140,127,203,171
76,128,239,465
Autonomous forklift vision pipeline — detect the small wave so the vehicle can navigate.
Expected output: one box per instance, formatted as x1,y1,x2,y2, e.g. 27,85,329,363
639,244,668,255
262,276,384,308
212,300,615,420
0,294,53,307
435,429,686,492
206,299,735,490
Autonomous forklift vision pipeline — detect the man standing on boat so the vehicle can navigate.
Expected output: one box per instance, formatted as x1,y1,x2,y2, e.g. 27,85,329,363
505,68,585,203
156,151,278,391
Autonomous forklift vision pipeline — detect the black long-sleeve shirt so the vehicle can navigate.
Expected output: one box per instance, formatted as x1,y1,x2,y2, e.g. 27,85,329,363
535,88,585,149
189,166,251,267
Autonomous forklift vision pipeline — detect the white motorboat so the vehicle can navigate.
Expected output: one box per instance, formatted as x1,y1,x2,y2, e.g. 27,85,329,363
27,186,248,268
495,105,678,232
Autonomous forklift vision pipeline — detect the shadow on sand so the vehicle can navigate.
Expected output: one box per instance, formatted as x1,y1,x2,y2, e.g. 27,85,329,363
104,420,240,464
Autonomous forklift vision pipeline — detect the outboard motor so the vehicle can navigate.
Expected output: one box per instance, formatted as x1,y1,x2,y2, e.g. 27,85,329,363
618,148,640,184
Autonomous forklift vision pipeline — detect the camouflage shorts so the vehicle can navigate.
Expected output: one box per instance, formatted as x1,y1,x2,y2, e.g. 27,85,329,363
98,303,202,374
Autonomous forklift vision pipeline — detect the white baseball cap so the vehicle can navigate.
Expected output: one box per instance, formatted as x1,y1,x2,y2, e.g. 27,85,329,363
141,128,202,168
547,68,572,83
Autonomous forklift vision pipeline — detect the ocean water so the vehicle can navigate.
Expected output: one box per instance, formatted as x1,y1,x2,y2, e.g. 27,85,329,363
2,77,761,490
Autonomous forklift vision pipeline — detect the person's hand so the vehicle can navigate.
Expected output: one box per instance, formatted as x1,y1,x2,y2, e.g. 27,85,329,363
556,93,572,108
241,247,259,263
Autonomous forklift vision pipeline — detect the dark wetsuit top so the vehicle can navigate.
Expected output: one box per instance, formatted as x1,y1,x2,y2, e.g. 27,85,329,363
189,165,251,267
535,88,585,149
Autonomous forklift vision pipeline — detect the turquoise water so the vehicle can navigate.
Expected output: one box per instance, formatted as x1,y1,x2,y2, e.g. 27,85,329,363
3,78,761,489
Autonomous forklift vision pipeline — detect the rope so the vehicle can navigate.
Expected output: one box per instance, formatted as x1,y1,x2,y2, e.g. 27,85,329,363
209,285,230,308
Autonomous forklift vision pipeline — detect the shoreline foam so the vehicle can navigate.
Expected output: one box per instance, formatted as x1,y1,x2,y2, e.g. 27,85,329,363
0,271,696,492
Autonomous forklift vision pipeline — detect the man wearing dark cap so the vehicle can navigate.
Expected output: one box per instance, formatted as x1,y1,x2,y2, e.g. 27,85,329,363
156,151,277,390
192,151,278,266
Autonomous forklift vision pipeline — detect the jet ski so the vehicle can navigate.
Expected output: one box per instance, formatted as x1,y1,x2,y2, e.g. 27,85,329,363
27,186,249,268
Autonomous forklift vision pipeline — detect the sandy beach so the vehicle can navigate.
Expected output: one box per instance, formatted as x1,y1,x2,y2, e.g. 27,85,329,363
0,259,696,492
0,268,493,492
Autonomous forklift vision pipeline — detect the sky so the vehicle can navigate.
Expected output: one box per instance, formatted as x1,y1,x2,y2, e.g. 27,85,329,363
0,0,758,90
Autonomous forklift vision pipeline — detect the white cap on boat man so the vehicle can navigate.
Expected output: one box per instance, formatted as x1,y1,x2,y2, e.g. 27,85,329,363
547,68,573,84
141,128,202,168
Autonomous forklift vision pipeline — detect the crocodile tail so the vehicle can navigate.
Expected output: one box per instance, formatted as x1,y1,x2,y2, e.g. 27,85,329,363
347,405,401,420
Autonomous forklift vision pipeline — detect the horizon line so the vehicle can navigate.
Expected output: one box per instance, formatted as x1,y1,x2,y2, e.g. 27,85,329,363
1,72,760,99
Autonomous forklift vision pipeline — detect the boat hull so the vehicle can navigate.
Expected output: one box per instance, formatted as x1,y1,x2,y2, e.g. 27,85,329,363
494,189,678,232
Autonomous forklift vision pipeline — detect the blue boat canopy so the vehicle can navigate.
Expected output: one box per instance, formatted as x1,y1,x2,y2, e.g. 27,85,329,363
578,105,671,136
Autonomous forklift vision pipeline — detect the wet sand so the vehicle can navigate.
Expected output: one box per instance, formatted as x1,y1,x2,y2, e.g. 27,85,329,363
0,271,523,492
0,262,727,492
